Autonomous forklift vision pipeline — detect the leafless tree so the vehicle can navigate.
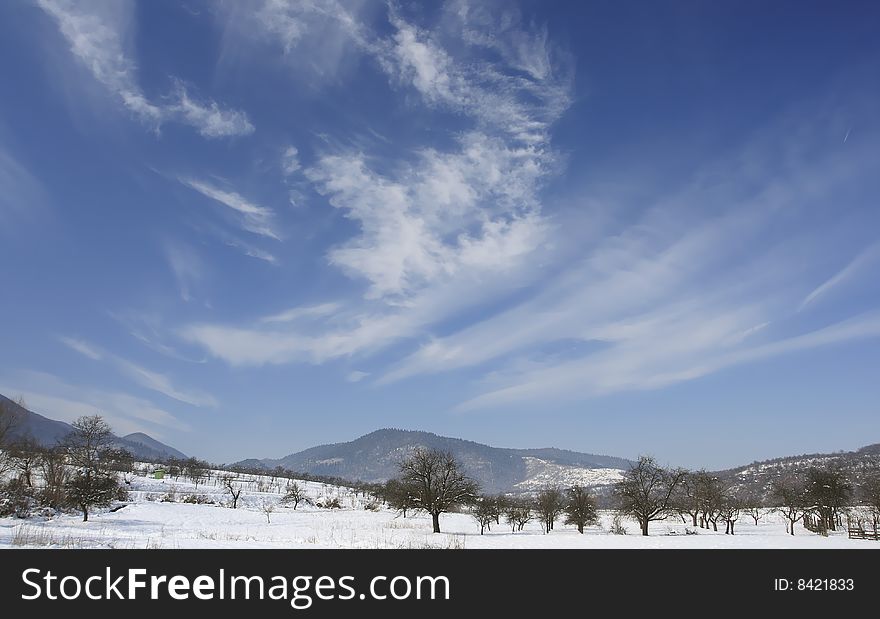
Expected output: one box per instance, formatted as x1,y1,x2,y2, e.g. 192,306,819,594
564,485,599,534
9,437,41,487
504,498,531,532
535,486,565,533
860,466,880,524
260,499,276,524
0,399,19,447
383,478,414,517
282,480,306,510
804,466,851,532
396,448,479,533
719,490,742,535
471,496,496,534
674,470,704,527
39,446,70,509
0,399,21,478
184,458,210,489
772,476,808,535
222,474,243,508
613,455,686,536
62,415,119,521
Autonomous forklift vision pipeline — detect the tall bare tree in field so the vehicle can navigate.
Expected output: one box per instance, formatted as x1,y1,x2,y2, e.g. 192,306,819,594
397,448,479,533
613,456,686,536
63,415,119,522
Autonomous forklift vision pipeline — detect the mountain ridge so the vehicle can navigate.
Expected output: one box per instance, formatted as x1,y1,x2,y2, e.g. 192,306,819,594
236,428,632,493
0,393,187,461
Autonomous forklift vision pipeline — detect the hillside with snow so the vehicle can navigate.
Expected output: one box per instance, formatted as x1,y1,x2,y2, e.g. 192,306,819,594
1,462,875,550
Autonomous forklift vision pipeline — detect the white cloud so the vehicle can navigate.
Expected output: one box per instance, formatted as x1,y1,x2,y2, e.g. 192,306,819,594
281,146,301,176
164,242,203,303
180,178,281,240
0,146,47,231
798,243,880,312
260,303,341,323
37,0,253,137
114,359,218,408
58,336,103,360
57,337,217,408
305,132,551,301
346,370,370,383
455,312,880,412
0,371,189,436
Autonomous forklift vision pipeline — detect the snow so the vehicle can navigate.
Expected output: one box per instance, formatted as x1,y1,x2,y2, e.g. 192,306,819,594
1,468,876,549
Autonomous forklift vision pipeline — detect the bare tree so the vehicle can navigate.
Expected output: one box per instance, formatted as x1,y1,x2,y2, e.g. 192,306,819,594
504,498,531,532
396,448,479,533
184,458,210,489
39,446,70,509
9,437,41,488
613,455,686,536
471,496,496,535
260,499,276,524
860,467,880,523
0,400,21,478
772,476,808,535
282,481,306,510
804,466,851,532
564,485,599,534
535,486,565,533
62,415,119,522
0,399,19,447
383,478,414,517
741,489,765,525
719,489,742,535
222,474,243,508
673,471,703,527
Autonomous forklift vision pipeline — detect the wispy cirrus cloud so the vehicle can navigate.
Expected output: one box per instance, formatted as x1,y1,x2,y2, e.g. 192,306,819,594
798,243,880,312
164,242,203,303
0,145,46,232
36,0,253,137
59,337,217,408
180,178,281,240
57,336,103,361
182,0,880,415
0,371,190,436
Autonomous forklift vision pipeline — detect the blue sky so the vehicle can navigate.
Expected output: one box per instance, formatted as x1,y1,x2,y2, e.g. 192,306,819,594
1,0,879,469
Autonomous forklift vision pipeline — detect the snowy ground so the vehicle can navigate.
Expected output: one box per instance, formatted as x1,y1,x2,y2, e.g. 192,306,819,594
0,470,876,549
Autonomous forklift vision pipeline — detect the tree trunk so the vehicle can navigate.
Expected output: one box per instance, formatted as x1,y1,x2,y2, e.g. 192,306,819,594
730,521,735,535
789,520,795,535
578,523,584,534
641,519,649,536
712,520,717,532
82,505,89,522
692,513,698,527
432,512,441,533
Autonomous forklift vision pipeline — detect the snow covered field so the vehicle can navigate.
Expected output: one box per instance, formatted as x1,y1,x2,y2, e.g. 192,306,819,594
0,470,875,549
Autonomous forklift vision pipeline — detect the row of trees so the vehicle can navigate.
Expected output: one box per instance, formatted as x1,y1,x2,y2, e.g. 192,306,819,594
379,448,602,534
379,449,880,536
613,456,880,536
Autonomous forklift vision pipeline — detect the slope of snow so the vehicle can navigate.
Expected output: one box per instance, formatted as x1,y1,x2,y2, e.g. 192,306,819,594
515,457,625,492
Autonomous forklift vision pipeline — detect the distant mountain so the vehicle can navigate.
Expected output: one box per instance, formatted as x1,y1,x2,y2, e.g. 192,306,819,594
0,393,186,461
119,432,187,460
237,428,632,493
